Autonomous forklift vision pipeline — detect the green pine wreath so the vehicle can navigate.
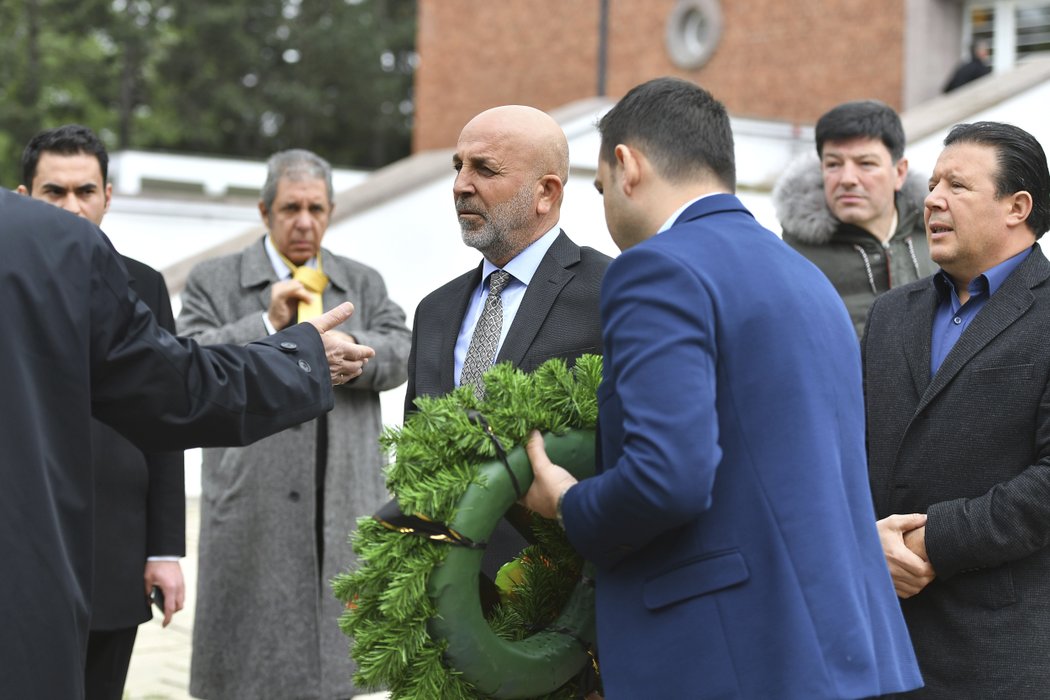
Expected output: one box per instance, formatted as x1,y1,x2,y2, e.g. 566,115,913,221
332,355,603,699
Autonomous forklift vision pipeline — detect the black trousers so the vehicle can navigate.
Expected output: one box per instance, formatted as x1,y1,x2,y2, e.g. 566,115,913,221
84,626,138,700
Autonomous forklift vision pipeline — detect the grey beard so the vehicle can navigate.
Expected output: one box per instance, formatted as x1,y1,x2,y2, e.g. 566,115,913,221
460,223,516,263
457,185,534,262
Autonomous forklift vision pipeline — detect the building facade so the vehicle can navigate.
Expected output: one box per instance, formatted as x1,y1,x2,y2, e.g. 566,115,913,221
412,0,1050,151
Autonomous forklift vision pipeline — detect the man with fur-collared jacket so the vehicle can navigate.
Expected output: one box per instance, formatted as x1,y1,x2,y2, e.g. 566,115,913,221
774,100,935,339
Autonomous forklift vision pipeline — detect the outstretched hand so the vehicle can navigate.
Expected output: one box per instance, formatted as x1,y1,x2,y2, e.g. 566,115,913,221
307,302,376,385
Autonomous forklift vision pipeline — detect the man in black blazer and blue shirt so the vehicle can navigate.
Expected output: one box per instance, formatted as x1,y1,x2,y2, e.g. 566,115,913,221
864,122,1050,698
17,125,186,700
404,105,610,575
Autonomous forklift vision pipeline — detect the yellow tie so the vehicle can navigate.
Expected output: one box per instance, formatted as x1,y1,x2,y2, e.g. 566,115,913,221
275,244,329,321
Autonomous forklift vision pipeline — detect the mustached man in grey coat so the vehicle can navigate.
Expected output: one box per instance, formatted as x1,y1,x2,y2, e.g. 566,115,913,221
178,150,411,700
773,100,935,339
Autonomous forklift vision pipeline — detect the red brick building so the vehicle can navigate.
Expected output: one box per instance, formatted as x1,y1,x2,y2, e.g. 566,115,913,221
412,0,969,151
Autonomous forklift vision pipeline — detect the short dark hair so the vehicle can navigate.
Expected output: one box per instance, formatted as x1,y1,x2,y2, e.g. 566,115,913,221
22,124,109,189
598,77,736,191
944,121,1050,238
815,100,905,161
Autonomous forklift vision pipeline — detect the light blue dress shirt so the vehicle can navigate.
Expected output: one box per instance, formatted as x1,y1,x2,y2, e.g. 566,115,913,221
453,225,561,386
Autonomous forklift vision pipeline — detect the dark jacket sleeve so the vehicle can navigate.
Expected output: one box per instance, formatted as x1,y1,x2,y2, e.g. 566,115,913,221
91,243,334,453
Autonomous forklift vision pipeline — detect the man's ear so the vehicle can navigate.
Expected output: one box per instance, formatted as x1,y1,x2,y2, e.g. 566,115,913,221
1005,190,1034,231
103,182,113,216
615,144,642,195
257,200,269,226
535,174,564,216
894,157,908,192
15,185,29,196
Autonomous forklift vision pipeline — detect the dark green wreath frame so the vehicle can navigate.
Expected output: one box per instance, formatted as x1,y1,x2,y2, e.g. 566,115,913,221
332,355,603,700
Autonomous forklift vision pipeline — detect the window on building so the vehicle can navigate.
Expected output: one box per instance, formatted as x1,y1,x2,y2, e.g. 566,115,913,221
1017,5,1050,54
966,0,1050,69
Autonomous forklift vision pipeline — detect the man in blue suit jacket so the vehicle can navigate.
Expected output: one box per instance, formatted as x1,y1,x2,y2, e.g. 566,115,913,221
524,77,922,699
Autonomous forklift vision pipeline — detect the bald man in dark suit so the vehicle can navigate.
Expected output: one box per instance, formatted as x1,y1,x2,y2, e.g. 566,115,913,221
405,105,609,411
404,105,610,577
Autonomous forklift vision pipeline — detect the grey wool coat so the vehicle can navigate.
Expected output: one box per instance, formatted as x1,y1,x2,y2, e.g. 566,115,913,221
863,246,1050,698
178,237,410,700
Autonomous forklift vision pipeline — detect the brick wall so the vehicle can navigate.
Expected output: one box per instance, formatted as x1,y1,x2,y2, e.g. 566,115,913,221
414,0,906,151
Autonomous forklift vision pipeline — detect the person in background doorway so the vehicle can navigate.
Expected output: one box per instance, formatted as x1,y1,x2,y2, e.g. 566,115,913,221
943,39,993,93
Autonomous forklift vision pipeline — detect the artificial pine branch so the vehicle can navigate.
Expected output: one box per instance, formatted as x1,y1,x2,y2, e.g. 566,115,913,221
332,355,602,699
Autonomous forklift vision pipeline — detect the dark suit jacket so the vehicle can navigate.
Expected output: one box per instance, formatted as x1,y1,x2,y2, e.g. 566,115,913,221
404,230,609,414
404,230,609,575
0,189,336,700
564,195,920,699
863,245,1050,699
89,256,185,630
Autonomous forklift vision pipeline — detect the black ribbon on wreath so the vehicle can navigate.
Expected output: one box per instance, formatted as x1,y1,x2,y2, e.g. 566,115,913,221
373,500,484,549
467,409,524,499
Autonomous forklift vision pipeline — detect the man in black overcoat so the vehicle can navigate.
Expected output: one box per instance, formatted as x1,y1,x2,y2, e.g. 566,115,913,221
0,185,373,699
17,125,186,700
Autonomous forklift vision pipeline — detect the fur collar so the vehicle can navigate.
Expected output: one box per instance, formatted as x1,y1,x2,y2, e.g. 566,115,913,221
772,151,928,245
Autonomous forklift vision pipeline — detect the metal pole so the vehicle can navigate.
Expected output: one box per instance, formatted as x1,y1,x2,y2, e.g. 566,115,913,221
597,0,609,96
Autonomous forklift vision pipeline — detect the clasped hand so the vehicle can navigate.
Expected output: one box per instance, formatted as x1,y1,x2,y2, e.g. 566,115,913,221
876,513,935,598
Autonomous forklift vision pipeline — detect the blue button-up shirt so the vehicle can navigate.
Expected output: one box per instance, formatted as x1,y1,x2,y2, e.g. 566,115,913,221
930,246,1032,374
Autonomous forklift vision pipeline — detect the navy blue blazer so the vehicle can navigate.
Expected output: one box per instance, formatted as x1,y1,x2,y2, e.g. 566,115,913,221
562,194,922,699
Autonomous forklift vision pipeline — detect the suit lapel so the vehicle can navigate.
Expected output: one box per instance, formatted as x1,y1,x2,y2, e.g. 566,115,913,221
901,284,937,399
438,266,483,394
241,236,279,311
319,248,351,294
915,247,1047,414
496,231,580,367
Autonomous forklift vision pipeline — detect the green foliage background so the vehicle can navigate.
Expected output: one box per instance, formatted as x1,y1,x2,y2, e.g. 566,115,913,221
0,0,416,187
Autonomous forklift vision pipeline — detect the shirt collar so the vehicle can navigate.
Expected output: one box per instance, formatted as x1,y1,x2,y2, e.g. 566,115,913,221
934,245,1032,301
481,224,560,284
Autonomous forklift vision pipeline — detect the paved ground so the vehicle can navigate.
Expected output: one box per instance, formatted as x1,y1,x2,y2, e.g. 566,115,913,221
122,498,386,700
